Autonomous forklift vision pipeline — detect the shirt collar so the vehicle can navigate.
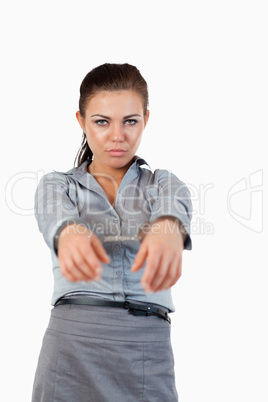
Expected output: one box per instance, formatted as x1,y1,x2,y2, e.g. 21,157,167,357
66,156,150,177
133,155,150,169
64,156,150,191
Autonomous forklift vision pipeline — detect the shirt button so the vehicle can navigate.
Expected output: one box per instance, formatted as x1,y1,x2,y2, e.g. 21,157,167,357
113,219,119,223
114,245,120,251
116,270,122,277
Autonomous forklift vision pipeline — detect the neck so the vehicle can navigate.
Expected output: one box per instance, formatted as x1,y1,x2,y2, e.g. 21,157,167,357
88,158,134,182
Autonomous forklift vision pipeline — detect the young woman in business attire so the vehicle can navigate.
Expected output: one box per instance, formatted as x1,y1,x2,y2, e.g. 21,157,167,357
32,63,192,402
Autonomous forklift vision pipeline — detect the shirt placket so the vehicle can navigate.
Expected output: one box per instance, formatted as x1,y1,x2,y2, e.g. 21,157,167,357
112,238,124,300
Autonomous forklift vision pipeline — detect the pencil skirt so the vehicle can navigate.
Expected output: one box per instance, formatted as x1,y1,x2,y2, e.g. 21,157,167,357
32,304,178,402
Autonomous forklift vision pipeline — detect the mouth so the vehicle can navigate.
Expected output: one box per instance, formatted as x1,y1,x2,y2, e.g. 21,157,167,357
107,149,127,156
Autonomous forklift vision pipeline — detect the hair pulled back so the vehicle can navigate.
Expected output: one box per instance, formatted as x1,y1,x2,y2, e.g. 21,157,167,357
74,63,149,167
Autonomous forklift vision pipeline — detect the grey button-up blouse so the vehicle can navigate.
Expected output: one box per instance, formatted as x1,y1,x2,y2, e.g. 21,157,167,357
35,156,192,311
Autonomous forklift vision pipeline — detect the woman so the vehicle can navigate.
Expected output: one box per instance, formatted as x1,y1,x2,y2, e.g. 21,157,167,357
32,63,192,402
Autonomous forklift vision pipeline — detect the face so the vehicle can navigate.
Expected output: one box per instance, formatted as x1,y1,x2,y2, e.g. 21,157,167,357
76,90,149,173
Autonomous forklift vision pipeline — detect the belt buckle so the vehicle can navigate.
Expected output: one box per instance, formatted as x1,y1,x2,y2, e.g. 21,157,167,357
124,301,171,323
126,302,152,317
123,301,130,310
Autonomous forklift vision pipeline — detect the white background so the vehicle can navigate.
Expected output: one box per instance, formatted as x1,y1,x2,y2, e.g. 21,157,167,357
1,1,267,401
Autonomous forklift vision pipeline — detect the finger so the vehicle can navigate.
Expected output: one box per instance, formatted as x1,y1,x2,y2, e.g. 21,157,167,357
140,250,161,291
131,244,148,272
59,260,74,281
74,247,103,280
154,254,180,292
68,263,91,282
149,253,172,292
168,254,182,288
91,235,110,264
58,249,76,281
59,254,88,282
59,237,104,281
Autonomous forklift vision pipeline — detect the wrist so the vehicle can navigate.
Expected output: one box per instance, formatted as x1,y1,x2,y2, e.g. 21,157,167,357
54,221,89,255
140,217,187,242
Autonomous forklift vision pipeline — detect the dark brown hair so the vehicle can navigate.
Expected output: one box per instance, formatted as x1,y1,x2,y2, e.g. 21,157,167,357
74,63,149,167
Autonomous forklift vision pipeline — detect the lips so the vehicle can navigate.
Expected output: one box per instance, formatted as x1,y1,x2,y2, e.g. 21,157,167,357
107,149,127,156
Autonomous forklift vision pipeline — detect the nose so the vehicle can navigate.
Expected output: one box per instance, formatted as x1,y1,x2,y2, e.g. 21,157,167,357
112,123,124,142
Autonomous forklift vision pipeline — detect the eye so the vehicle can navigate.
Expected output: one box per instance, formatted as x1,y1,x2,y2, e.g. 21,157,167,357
95,120,108,126
125,119,137,125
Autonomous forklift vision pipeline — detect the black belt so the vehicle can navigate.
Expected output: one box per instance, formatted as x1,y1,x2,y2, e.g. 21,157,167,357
55,297,171,324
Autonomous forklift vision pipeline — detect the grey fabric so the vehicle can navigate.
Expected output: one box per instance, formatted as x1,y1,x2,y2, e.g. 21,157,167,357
32,304,178,402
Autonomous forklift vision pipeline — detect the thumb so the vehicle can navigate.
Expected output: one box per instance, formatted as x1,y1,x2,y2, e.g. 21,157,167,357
131,244,148,272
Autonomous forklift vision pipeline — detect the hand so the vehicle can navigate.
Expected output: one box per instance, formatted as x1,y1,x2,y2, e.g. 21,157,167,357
57,223,110,282
131,218,184,293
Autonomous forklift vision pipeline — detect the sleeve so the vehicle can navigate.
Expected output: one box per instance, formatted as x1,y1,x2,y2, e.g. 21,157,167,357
34,172,86,255
148,169,193,250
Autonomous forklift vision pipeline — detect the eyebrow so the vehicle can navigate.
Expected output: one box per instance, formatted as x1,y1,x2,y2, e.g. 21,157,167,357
90,114,141,120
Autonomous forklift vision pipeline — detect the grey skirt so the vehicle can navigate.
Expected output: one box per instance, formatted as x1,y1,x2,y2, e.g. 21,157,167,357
32,304,178,402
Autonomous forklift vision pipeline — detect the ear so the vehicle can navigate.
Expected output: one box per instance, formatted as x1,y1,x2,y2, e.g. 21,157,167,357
76,111,85,131
144,110,150,128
